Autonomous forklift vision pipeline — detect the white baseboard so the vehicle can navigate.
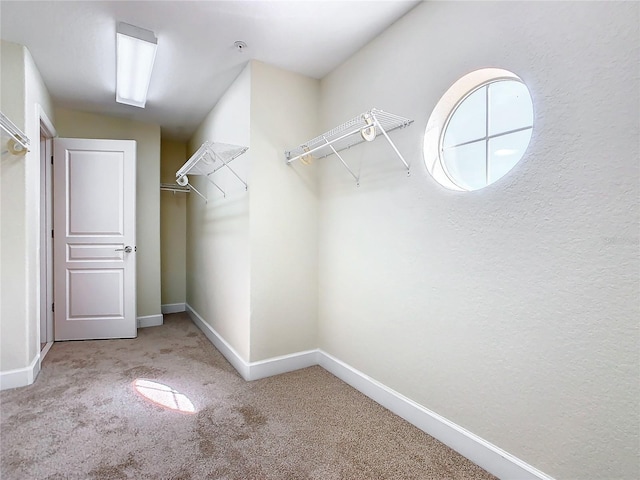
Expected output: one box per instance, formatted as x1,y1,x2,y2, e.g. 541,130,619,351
137,314,164,328
185,303,551,480
161,303,186,314
186,304,319,382
0,354,40,391
186,304,250,380
249,349,318,381
318,350,553,480
40,341,53,361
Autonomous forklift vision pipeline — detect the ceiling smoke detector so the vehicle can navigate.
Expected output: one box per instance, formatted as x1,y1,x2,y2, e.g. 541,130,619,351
234,41,247,52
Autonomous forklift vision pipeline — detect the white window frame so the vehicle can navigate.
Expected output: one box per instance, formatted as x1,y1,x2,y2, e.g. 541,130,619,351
424,68,534,191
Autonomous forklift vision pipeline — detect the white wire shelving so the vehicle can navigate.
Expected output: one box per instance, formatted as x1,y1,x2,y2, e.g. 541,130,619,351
1,111,30,155
175,141,249,202
284,108,413,185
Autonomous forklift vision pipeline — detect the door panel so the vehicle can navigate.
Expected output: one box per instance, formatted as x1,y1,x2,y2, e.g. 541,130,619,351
67,244,123,262
54,138,136,340
68,150,124,235
68,269,124,318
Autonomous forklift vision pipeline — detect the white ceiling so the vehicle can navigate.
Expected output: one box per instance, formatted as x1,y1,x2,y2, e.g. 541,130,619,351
0,0,419,141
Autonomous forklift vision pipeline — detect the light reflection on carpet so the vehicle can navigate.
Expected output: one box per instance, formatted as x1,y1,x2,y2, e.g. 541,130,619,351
133,379,196,414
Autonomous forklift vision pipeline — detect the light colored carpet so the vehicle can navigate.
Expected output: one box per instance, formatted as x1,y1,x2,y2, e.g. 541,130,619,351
1,313,497,480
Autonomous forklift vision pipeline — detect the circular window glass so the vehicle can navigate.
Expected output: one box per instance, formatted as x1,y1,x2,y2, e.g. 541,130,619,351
424,69,534,191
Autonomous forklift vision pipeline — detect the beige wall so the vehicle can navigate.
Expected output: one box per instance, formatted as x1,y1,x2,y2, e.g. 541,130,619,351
187,64,252,361
318,2,639,479
1,41,28,372
248,61,319,361
160,139,187,306
1,41,55,372
186,61,320,363
0,41,24,126
54,108,162,319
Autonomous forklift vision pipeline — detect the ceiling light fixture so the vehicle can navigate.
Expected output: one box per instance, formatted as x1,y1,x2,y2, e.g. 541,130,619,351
116,22,158,108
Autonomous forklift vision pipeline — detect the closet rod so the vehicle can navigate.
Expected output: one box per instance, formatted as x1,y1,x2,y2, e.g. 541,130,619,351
160,182,207,202
160,183,190,193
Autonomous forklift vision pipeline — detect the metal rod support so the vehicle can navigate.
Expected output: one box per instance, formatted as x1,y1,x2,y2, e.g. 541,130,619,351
373,114,410,173
188,183,207,203
325,137,359,184
209,148,248,191
205,176,226,197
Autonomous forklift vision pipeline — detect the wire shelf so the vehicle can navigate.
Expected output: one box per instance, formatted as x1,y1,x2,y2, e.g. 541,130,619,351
1,111,30,155
285,108,412,163
176,141,248,179
175,141,249,202
284,108,413,185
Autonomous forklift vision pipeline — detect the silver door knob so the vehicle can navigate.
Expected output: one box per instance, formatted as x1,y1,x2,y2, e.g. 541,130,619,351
115,246,132,253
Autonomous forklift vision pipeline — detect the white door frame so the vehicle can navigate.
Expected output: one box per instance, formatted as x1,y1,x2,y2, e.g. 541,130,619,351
38,105,56,360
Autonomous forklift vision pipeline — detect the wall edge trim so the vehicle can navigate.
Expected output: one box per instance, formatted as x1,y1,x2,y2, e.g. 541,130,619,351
0,353,40,391
137,314,163,328
40,341,53,361
249,349,319,381
161,303,186,314
186,303,250,380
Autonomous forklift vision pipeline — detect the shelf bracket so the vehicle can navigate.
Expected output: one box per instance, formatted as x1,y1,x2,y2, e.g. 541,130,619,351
189,183,207,203
205,174,226,198
372,112,410,176
324,136,359,186
206,148,248,191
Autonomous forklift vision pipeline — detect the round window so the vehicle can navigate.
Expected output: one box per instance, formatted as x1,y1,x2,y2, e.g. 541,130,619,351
424,69,533,191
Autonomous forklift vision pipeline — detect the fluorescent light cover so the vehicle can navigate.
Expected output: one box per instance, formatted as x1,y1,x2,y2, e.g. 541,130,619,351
116,22,157,108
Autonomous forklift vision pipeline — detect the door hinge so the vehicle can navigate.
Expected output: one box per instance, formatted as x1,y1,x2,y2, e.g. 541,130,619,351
51,229,54,238
51,155,53,165
52,303,55,312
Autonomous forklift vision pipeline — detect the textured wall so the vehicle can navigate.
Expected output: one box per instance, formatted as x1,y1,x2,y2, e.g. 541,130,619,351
53,108,162,319
249,61,319,362
160,139,187,306
0,41,55,372
187,64,252,361
318,2,639,478
1,41,28,371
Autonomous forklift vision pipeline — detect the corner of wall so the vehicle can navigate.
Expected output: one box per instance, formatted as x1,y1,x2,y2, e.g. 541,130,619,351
248,61,320,362
184,61,252,362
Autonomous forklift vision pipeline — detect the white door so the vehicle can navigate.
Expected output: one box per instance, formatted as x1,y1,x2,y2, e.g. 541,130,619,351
54,138,137,340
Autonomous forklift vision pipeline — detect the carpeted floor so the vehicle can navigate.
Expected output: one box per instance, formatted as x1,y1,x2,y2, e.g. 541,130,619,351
0,313,496,480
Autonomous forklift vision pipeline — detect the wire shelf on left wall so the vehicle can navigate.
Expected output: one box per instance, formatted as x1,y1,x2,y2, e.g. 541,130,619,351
175,141,249,203
0,111,30,155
